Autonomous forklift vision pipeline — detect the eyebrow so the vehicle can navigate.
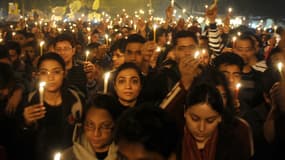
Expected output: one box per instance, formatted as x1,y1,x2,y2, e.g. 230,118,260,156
190,113,219,119
39,67,63,70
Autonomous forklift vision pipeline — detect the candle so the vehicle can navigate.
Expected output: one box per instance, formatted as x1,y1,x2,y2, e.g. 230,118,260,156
105,34,109,45
156,46,161,52
228,7,233,14
274,25,278,33
54,152,61,160
209,0,218,10
171,0,175,7
40,41,45,56
194,50,200,59
237,32,241,36
235,83,241,99
39,81,46,105
205,5,209,9
12,32,16,37
277,62,283,74
103,72,111,94
182,9,186,14
85,50,90,61
88,35,91,44
232,36,237,47
153,24,157,42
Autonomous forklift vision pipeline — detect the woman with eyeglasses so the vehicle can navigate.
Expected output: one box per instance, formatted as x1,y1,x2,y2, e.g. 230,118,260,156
62,94,121,160
18,52,84,160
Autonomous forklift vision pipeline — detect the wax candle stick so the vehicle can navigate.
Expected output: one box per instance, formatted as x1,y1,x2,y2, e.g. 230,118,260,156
235,83,241,99
105,34,109,45
171,0,175,7
103,72,111,94
54,152,61,160
39,82,46,105
232,36,237,47
85,50,90,61
40,41,45,56
153,24,157,42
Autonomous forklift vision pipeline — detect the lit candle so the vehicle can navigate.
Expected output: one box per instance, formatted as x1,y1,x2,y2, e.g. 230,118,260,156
54,152,61,160
153,24,157,42
40,41,45,56
103,72,111,94
85,50,90,61
235,83,241,99
39,81,46,105
171,0,175,7
228,7,233,14
237,32,241,36
182,9,186,14
12,32,16,37
205,5,209,9
156,46,161,52
194,50,200,59
105,34,109,45
232,36,237,47
274,25,278,33
277,62,283,73
88,35,91,44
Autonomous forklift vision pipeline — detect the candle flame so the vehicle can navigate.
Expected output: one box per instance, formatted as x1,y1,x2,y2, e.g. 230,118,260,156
104,72,111,80
232,36,237,42
40,41,45,47
39,81,46,88
194,51,200,59
236,83,241,90
228,7,233,13
277,62,283,72
156,47,161,52
54,152,61,160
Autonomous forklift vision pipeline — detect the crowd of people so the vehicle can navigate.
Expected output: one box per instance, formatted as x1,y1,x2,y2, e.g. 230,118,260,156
0,2,285,160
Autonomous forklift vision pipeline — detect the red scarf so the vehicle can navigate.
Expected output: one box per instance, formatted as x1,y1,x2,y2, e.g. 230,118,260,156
182,127,218,160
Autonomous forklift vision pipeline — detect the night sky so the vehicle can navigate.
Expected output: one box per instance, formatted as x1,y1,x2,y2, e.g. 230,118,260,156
0,0,284,19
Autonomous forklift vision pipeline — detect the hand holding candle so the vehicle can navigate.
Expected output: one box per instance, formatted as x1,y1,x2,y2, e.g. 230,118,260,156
104,72,111,94
39,81,46,105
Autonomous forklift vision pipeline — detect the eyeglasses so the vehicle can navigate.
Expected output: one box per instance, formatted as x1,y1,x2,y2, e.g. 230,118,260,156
55,47,73,52
38,69,64,77
84,121,114,133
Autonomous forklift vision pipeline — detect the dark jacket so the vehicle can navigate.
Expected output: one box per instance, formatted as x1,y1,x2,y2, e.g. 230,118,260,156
16,87,84,160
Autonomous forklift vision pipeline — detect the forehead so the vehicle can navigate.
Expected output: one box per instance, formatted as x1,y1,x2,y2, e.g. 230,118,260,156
176,37,197,46
55,40,72,47
219,64,241,72
126,42,143,51
117,69,139,78
186,103,219,117
85,108,113,122
39,59,62,69
235,39,253,47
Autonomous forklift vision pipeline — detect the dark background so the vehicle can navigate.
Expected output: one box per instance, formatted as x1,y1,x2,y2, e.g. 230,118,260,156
0,0,283,19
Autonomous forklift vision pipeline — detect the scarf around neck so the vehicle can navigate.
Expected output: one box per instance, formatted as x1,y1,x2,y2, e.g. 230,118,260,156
182,127,218,160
